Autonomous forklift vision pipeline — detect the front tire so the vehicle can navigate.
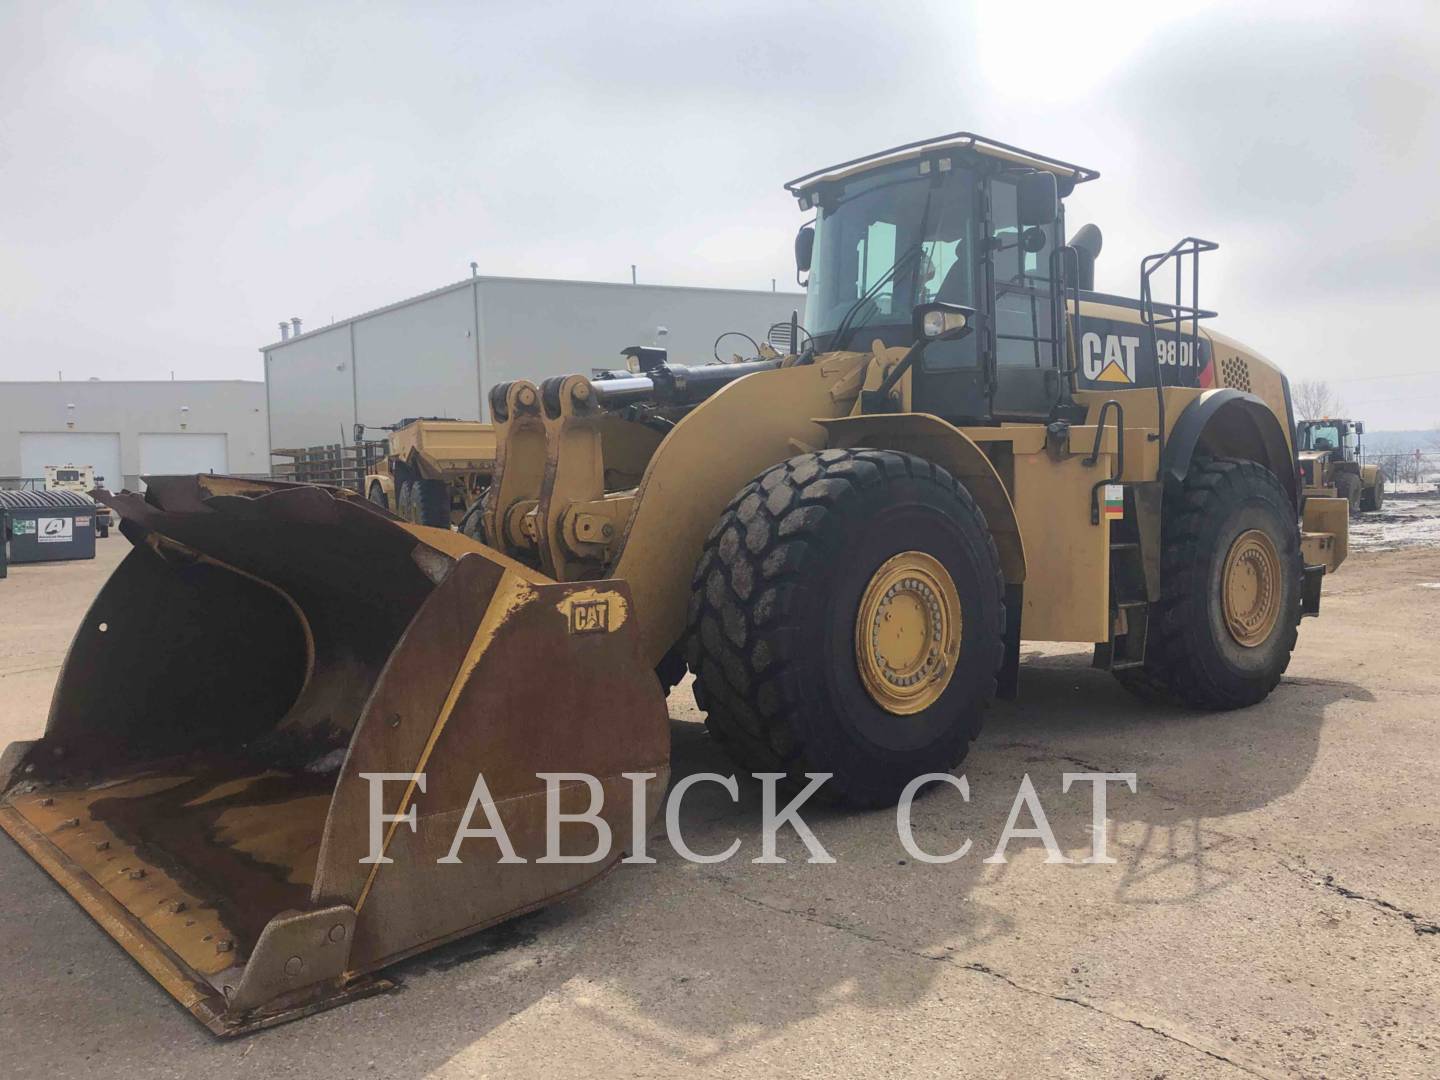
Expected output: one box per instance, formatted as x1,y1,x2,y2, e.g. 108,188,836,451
367,481,390,512
1115,458,1300,710
685,448,1006,808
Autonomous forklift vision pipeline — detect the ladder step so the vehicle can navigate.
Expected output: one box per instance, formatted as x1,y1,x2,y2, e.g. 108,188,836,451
1109,541,1140,551
1110,659,1146,671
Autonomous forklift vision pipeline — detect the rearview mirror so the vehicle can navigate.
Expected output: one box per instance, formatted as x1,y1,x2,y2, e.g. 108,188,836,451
1017,171,1059,226
794,224,815,274
913,302,976,343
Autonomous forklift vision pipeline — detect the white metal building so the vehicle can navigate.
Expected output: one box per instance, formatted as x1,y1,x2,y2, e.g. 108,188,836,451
0,381,269,491
263,274,806,450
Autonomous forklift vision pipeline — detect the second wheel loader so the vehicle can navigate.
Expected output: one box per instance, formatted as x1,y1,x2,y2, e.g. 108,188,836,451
0,132,1349,1034
1297,417,1385,513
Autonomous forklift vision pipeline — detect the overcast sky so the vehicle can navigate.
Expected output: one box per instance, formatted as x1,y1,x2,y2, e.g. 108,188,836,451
2,0,1437,427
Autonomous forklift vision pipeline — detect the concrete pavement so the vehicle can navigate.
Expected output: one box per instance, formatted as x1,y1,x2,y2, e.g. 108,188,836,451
1,536,1436,1078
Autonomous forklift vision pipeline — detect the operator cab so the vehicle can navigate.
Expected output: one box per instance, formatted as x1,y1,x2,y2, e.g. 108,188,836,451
1297,419,1362,462
788,132,1099,424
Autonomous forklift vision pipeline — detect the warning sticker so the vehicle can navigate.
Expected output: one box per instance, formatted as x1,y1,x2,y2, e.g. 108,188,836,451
1102,485,1125,520
37,517,74,543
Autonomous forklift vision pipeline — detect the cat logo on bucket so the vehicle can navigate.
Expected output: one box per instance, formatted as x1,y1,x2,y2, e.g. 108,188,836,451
569,599,610,634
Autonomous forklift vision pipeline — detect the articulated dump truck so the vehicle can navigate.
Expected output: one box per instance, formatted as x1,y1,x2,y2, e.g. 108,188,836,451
362,417,499,531
0,132,1349,1034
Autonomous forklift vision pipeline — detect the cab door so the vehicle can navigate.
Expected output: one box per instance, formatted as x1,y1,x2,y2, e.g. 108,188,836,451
909,174,989,423
985,176,1064,420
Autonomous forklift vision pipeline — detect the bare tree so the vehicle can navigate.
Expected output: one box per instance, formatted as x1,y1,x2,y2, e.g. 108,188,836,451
1374,452,1415,484
1294,379,1344,421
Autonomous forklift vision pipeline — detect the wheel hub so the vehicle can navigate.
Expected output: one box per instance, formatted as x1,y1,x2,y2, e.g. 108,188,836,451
855,552,962,715
1221,529,1282,648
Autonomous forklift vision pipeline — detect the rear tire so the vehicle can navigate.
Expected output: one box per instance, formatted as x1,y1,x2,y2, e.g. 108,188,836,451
414,478,452,529
685,448,1006,808
397,479,416,522
1360,473,1385,512
1114,458,1300,710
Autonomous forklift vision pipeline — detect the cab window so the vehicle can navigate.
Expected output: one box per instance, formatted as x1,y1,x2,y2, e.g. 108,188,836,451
855,221,898,316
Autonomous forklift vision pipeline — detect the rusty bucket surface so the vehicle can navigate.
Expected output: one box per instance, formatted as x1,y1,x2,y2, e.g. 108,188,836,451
0,476,670,1034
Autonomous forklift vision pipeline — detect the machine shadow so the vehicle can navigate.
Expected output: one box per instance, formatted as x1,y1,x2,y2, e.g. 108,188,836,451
461,649,1372,1066
325,651,1372,1071
974,648,1372,906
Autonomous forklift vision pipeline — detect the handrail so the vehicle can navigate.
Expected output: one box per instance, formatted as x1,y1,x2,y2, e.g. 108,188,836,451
1139,237,1218,477
1053,245,1082,380
1087,399,1125,525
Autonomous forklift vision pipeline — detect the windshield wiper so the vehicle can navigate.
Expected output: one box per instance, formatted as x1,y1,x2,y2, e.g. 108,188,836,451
830,185,938,352
830,243,923,352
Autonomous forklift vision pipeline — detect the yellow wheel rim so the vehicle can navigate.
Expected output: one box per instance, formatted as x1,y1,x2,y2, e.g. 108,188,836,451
1221,529,1282,648
854,552,962,715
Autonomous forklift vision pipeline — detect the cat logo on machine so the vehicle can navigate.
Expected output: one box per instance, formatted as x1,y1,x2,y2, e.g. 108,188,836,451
1081,332,1140,385
1076,318,1209,390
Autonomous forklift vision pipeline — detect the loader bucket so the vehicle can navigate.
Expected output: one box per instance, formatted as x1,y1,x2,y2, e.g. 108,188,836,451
0,476,670,1035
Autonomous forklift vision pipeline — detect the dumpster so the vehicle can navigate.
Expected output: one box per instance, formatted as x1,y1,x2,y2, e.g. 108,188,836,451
0,489,97,563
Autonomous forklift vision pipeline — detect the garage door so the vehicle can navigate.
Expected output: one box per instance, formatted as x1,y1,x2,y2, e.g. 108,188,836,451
20,432,122,490
138,433,228,487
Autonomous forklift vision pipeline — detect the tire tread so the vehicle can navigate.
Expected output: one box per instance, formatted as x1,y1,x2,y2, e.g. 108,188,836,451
685,449,1005,804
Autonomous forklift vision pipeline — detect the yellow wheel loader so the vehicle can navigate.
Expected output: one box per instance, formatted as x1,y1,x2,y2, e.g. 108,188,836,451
1296,418,1385,513
0,132,1348,1034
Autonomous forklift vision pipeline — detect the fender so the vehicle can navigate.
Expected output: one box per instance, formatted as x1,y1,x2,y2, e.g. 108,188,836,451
814,413,1026,585
608,357,866,668
367,472,395,504
1163,389,1298,509
403,447,446,481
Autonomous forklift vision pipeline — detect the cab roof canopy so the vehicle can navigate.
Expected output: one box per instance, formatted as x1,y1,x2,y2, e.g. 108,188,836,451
785,131,1099,208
